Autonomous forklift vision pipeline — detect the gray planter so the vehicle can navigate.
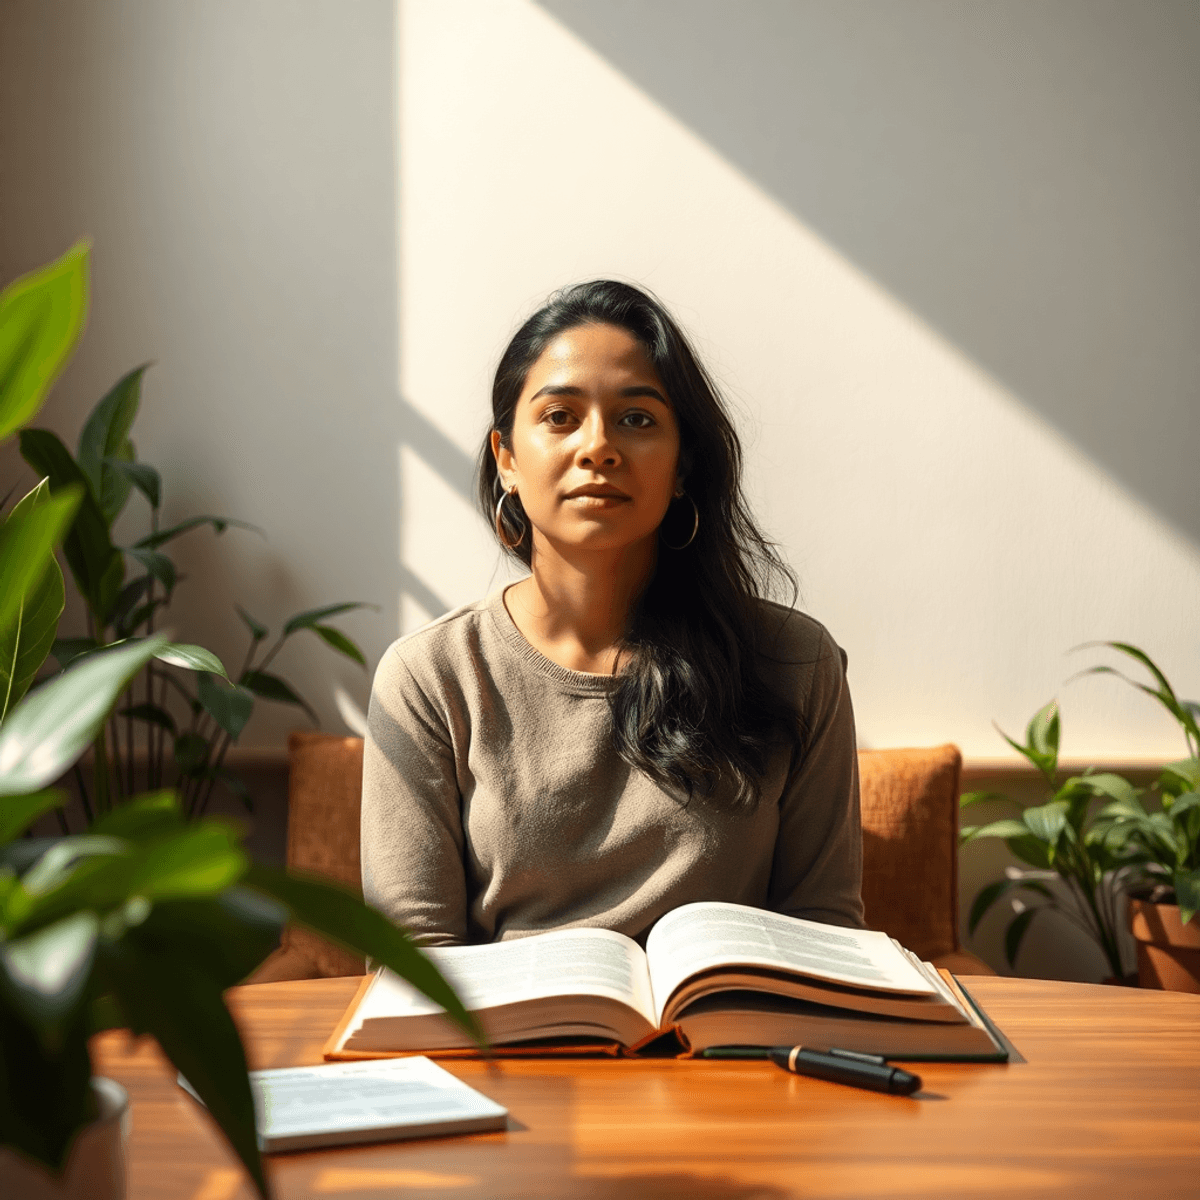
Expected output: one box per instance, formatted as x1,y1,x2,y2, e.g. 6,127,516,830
0,1077,130,1199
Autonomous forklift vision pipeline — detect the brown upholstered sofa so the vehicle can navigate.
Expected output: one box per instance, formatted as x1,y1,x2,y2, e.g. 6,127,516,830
252,733,992,981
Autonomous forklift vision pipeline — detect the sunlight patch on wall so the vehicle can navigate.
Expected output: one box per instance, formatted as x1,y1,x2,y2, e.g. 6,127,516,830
397,443,521,635
395,0,1200,757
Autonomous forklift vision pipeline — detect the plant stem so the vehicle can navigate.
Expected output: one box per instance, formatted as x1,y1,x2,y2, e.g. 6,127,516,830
125,692,134,796
72,763,93,826
91,730,110,818
195,732,229,818
236,630,259,685
108,712,125,804
254,633,289,677
1076,866,1123,978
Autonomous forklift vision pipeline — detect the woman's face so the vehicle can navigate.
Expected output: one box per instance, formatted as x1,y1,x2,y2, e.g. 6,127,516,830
493,322,681,559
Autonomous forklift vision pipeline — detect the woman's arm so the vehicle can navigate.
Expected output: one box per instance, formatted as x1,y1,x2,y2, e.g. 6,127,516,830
767,629,865,928
360,644,469,946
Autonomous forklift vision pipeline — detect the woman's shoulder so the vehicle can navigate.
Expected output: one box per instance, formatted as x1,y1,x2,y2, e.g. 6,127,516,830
749,599,850,718
751,598,845,667
374,593,499,694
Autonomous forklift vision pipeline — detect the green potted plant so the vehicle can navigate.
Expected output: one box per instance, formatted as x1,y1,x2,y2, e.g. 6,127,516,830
17,354,375,822
1075,643,1200,991
0,245,479,1199
960,700,1145,980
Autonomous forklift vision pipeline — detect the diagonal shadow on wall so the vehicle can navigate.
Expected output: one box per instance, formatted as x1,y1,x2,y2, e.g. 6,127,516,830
395,394,477,620
537,0,1200,546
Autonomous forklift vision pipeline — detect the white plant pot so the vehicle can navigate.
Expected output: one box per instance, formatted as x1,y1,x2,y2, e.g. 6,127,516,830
0,1077,130,1199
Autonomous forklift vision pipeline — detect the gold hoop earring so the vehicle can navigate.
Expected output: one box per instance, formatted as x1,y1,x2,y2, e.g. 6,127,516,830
494,485,526,550
661,492,699,550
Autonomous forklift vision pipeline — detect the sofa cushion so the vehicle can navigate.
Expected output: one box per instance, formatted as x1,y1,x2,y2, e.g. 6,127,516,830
859,743,962,962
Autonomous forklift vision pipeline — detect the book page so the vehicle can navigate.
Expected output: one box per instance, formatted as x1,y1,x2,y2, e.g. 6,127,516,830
645,901,936,1025
898,944,971,1015
353,927,657,1030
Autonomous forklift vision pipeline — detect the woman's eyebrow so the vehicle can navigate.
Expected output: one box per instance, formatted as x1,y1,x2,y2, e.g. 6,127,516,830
529,383,669,404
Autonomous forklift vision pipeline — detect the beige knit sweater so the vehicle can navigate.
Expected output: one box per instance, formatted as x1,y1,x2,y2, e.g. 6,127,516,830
361,587,864,946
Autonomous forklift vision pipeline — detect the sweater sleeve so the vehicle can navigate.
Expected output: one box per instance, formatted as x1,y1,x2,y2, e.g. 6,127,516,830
360,642,469,946
767,629,865,928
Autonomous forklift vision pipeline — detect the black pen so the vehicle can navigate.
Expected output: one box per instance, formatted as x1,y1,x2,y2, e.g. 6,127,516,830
768,1045,922,1096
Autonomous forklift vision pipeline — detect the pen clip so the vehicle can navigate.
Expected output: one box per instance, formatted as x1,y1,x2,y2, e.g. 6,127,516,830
827,1047,888,1066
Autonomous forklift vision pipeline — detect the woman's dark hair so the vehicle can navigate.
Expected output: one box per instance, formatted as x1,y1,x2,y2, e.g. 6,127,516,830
476,280,801,805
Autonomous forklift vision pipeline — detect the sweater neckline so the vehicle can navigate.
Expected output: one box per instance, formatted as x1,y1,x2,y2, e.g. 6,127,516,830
487,586,617,695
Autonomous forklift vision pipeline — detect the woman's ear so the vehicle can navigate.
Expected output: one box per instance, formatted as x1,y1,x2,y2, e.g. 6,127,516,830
491,429,515,490
674,444,693,490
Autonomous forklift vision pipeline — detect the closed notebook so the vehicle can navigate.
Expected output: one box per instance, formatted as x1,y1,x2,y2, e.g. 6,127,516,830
179,1056,508,1152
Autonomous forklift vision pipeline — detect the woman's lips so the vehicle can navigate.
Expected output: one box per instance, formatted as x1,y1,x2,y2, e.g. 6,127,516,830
565,491,631,508
564,484,630,505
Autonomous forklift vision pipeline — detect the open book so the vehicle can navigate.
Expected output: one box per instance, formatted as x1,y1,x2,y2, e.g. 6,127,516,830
325,901,1008,1061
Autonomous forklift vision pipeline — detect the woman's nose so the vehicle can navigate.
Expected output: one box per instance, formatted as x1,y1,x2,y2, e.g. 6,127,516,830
576,413,619,468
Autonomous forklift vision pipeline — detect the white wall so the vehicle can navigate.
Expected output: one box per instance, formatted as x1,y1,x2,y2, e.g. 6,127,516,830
0,0,397,743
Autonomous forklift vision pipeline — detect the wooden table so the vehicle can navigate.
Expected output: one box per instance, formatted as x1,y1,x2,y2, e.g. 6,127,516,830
91,975,1200,1200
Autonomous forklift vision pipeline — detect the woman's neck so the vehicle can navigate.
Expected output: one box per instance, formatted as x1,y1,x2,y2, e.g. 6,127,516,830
505,535,656,674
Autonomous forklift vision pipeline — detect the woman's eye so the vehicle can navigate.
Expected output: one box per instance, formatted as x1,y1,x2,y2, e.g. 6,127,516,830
620,411,655,429
545,409,574,427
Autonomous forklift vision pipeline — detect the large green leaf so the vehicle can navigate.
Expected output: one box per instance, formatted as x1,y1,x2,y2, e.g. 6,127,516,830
1175,868,1200,924
240,669,317,723
127,547,176,593
283,600,375,635
100,936,268,1199
1073,773,1140,807
110,574,152,630
0,911,98,1038
88,790,182,841
0,634,168,796
244,863,483,1050
134,515,260,550
1161,758,1200,797
1078,643,1200,755
155,642,228,678
968,878,1018,935
9,836,133,928
197,673,254,742
51,636,98,669
995,708,1057,784
1026,701,1060,769
1022,801,1068,845
19,427,124,619
77,365,147,522
312,624,367,668
173,732,209,776
959,790,1010,810
235,605,268,642
1006,834,1054,869
129,888,285,990
961,818,1028,843
124,823,247,902
0,242,89,443
12,822,247,936
0,479,79,645
0,481,76,719
0,788,65,842
0,985,91,1171
1003,906,1039,968
1165,791,1200,822
104,457,161,509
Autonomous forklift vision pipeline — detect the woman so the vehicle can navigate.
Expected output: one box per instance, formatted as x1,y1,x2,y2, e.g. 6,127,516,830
361,280,863,946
